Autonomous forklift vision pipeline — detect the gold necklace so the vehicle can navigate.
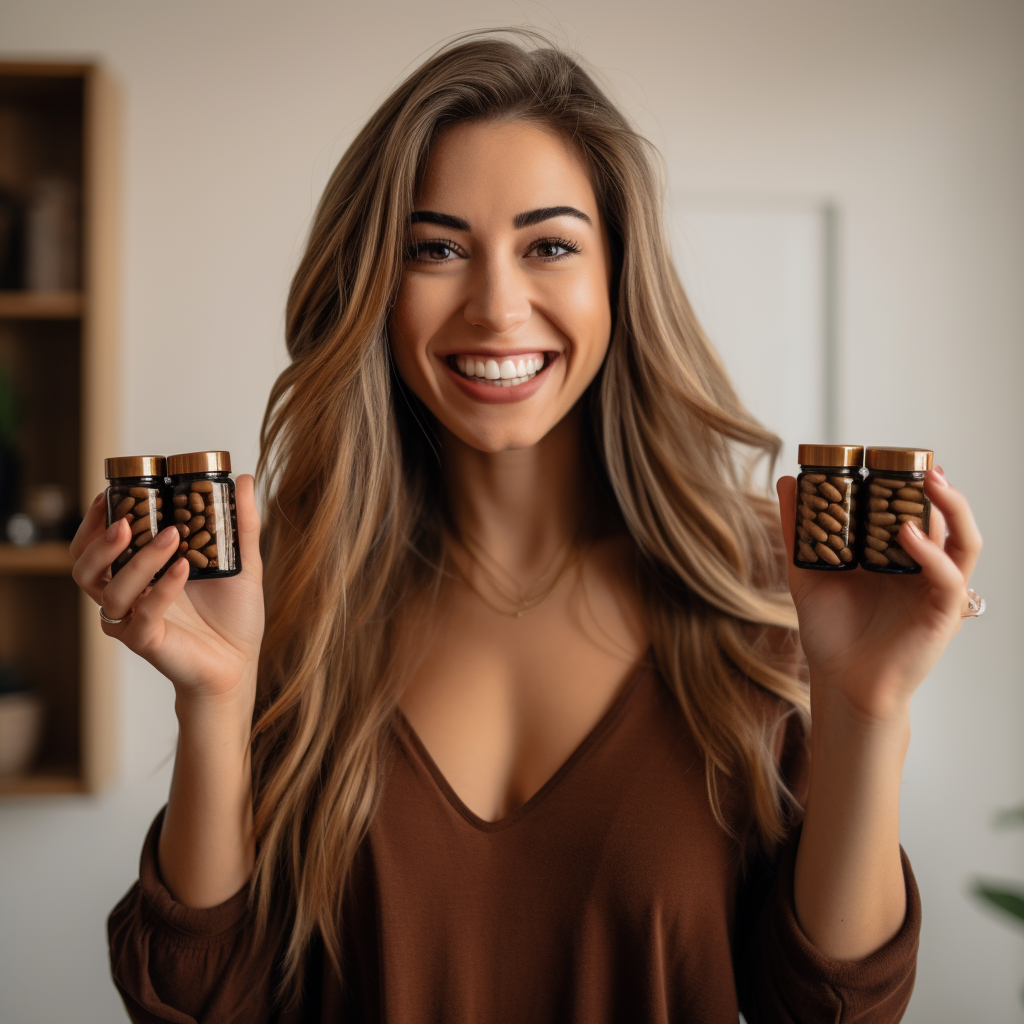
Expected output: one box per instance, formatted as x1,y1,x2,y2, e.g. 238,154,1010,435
446,528,589,617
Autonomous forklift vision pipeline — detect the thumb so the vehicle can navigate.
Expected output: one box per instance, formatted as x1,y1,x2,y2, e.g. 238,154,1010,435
234,474,263,578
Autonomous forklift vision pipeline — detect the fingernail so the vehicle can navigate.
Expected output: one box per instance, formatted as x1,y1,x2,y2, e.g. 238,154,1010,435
906,520,923,539
935,465,945,476
93,492,105,506
156,527,177,545
930,467,949,487
105,520,121,541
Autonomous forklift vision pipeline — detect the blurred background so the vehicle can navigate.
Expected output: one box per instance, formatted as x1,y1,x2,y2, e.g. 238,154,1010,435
0,1,1021,1020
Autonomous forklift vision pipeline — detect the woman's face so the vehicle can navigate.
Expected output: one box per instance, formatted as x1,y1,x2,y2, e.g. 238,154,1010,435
388,119,613,453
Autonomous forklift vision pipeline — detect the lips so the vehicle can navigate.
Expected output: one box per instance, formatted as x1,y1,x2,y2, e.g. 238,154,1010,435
438,351,556,404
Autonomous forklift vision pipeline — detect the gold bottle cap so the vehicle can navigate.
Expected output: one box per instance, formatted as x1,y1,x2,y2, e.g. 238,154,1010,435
797,444,864,468
104,455,167,479
865,447,933,472
166,450,232,476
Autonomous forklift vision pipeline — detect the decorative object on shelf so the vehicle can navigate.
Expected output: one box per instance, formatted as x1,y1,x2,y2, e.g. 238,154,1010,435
26,176,79,292
0,661,43,778
0,185,24,289
25,482,75,542
4,512,37,545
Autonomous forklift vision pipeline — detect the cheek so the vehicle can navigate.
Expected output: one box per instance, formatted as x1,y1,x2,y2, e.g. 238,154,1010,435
547,270,612,366
388,278,433,382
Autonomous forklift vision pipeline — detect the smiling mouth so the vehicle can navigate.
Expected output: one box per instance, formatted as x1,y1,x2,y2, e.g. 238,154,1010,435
447,353,548,388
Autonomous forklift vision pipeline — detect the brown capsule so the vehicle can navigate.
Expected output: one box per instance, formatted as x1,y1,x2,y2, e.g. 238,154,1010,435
797,541,818,562
114,496,136,517
153,496,163,509
799,479,818,494
191,480,214,493
798,505,817,521
873,477,907,489
205,517,217,536
890,500,925,514
803,473,826,484
797,526,812,543
173,508,191,523
828,476,852,491
818,482,843,503
827,534,846,552
847,532,856,545
175,523,190,539
897,514,924,528
188,492,205,513
817,512,843,533
805,494,829,511
127,487,153,498
187,515,206,532
896,488,924,502
838,547,853,563
173,494,188,507
186,550,209,568
806,521,829,543
865,535,888,552
885,546,916,568
134,529,155,548
868,512,897,525
131,515,153,536
201,542,218,560
188,529,212,550
868,484,893,498
178,540,188,555
868,497,890,512
864,548,890,566
815,542,841,565
114,549,132,565
826,503,849,525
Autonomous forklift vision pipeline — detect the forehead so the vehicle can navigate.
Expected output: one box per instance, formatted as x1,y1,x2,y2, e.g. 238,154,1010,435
414,119,599,216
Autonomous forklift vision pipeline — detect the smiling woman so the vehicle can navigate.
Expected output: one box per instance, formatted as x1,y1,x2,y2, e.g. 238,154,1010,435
92,26,968,1024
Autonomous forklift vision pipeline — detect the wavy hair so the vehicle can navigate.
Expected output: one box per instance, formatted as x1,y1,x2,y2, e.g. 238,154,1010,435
249,28,809,1010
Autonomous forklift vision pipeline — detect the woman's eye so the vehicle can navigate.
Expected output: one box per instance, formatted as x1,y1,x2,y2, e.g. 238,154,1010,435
406,240,460,262
529,239,580,260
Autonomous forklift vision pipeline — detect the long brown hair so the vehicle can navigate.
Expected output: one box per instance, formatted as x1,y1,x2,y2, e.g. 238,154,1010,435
250,27,809,1009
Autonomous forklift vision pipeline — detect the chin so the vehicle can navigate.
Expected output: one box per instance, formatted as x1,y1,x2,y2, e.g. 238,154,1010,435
447,419,550,454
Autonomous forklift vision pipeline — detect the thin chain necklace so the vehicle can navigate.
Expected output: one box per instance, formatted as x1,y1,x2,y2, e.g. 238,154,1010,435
446,526,589,618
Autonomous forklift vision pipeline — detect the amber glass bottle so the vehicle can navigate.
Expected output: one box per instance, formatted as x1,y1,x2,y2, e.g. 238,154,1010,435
793,444,864,571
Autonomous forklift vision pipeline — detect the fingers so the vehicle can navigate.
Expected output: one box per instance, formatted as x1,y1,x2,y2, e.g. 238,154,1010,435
776,476,797,562
69,491,108,562
115,556,190,648
97,525,181,623
922,468,982,580
234,475,262,577
897,519,967,620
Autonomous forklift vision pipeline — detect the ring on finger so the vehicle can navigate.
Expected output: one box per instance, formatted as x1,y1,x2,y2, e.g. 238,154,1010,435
99,606,131,625
962,588,986,618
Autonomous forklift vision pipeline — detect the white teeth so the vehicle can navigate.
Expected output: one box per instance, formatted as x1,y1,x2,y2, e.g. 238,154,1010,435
516,359,526,377
499,359,517,379
484,359,500,380
475,359,486,377
452,354,544,388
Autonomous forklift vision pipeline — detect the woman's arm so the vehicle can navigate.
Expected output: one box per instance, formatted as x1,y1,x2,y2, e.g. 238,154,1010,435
778,467,983,960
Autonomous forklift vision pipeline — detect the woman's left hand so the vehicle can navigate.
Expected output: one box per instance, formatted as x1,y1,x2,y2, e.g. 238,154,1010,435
777,467,983,724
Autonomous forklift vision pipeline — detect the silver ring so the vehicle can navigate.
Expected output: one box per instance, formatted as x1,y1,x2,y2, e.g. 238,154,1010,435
962,588,986,618
99,606,128,624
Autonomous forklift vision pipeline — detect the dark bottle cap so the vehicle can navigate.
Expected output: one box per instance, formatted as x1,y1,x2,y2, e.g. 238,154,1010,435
166,451,232,475
104,455,167,479
865,447,933,472
797,444,864,468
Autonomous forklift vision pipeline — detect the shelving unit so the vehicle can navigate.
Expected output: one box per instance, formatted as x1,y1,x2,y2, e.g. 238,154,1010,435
0,62,119,796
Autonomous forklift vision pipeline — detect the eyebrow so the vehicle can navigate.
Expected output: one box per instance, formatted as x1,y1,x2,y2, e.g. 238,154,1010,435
409,206,592,231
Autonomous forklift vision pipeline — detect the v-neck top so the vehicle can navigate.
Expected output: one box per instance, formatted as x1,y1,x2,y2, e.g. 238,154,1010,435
108,659,921,1023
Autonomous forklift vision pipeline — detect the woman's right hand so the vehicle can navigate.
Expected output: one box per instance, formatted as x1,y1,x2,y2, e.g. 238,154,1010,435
70,474,266,709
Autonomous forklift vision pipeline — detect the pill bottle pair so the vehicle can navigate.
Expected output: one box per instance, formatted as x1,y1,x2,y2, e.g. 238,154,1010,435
103,450,241,582
794,444,933,574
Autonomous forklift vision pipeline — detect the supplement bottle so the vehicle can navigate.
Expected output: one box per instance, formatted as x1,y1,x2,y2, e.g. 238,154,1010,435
104,455,173,580
793,444,864,570
165,450,241,580
860,447,932,573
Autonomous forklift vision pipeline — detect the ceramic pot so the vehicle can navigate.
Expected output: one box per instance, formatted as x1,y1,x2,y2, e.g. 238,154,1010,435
0,693,43,776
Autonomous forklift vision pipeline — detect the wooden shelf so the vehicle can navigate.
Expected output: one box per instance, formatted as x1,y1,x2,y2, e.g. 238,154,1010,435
0,291,83,319
0,769,86,796
0,541,74,574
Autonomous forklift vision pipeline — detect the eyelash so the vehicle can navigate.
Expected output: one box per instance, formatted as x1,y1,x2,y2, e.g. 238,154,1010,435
404,236,582,263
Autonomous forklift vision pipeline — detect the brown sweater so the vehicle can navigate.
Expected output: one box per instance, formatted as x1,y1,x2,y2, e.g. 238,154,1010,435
108,658,921,1022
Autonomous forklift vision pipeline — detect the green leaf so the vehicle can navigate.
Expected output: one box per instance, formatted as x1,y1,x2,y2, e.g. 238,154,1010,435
993,805,1024,829
971,880,1024,926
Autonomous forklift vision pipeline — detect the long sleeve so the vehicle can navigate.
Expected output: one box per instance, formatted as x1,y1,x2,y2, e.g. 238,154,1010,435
733,824,921,1023
107,806,279,1024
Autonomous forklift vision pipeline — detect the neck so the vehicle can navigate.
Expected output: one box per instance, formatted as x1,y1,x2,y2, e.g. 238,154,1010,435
440,405,592,580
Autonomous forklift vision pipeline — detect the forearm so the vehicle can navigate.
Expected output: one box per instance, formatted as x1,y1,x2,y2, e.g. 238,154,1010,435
158,681,256,908
793,680,911,961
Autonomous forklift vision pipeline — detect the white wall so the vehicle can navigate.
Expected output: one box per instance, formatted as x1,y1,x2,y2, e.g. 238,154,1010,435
0,1,1021,1020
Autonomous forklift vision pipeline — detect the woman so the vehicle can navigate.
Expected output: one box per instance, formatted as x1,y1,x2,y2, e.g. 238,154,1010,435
77,30,982,1023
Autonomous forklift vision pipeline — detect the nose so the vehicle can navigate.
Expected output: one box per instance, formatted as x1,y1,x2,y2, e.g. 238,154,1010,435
462,253,531,334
